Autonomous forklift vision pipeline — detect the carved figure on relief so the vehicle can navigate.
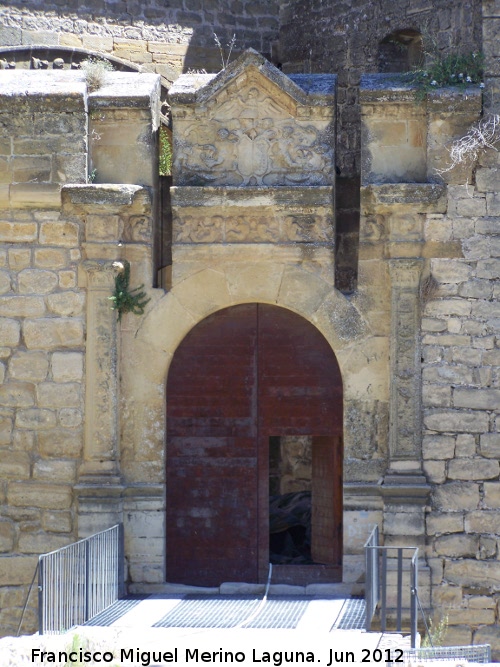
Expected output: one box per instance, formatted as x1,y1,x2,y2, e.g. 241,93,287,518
177,84,333,186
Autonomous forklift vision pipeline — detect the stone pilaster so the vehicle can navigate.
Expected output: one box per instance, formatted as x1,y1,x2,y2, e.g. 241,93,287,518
76,259,123,537
388,258,424,472
383,260,429,548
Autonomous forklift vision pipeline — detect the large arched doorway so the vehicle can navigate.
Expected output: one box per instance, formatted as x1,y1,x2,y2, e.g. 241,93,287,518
166,304,343,586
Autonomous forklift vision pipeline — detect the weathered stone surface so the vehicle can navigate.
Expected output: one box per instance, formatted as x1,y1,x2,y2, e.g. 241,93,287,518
8,482,72,509
15,408,56,430
448,458,499,481
424,411,489,433
0,555,38,585
18,532,72,553
0,383,35,408
0,318,20,347
430,259,472,283
445,559,500,588
422,385,451,407
0,222,37,243
38,429,82,458
0,451,30,480
42,511,72,533
422,435,455,459
434,534,478,557
36,383,81,408
8,352,48,382
39,221,79,247
484,482,500,509
480,433,500,458
384,510,424,536
474,625,500,660
23,319,84,349
465,510,500,534
433,482,480,511
18,269,58,294
455,434,476,457
51,352,83,382
423,460,446,483
33,459,76,482
46,292,85,317
0,296,46,318
0,520,15,552
33,248,68,269
58,408,82,428
426,512,464,535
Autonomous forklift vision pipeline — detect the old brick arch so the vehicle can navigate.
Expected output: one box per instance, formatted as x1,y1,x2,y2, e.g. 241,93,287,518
166,303,343,587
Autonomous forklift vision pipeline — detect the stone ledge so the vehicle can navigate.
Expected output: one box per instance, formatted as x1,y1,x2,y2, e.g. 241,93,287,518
62,184,151,211
361,183,447,214
88,72,161,112
171,186,334,208
0,70,86,112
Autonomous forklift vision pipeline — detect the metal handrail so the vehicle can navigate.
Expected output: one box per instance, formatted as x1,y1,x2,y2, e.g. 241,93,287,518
38,523,124,635
364,525,419,648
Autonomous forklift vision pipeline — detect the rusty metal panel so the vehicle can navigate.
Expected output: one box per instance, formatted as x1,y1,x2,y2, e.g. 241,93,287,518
166,305,258,586
311,436,343,567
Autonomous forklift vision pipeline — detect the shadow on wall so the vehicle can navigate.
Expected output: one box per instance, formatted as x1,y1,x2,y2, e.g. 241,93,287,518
0,0,279,72
378,29,423,73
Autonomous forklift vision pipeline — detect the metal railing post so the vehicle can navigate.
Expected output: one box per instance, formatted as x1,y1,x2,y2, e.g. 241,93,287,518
411,550,418,649
364,525,420,642
38,557,44,636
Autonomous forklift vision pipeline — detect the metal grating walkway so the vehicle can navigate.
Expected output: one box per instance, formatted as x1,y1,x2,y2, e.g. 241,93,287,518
153,596,309,630
335,597,366,630
84,597,143,627
81,594,367,631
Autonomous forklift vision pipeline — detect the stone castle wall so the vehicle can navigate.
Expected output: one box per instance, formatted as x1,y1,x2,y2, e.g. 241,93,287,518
279,0,481,178
0,70,159,636
422,164,500,649
0,0,279,86
0,1,499,657
359,76,500,655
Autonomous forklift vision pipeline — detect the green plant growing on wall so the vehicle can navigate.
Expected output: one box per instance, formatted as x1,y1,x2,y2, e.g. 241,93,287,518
159,124,173,177
421,613,449,648
81,57,114,92
109,260,150,321
410,50,484,101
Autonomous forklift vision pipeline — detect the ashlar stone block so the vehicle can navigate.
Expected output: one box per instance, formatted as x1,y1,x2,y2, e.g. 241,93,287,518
18,269,58,295
434,534,478,558
484,483,500,509
0,318,20,347
424,410,489,434
480,433,500,458
36,383,81,408
8,482,72,509
433,482,480,511
23,318,84,349
8,352,48,382
426,512,464,535
448,458,500,481
465,510,500,534
51,352,84,382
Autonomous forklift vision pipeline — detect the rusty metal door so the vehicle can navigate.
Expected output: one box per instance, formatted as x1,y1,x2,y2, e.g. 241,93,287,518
166,304,343,586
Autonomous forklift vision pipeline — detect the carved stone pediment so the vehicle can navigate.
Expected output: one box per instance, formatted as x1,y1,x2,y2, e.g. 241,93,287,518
169,49,336,187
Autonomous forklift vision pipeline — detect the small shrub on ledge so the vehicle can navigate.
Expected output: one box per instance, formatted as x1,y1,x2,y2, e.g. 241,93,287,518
409,51,484,101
